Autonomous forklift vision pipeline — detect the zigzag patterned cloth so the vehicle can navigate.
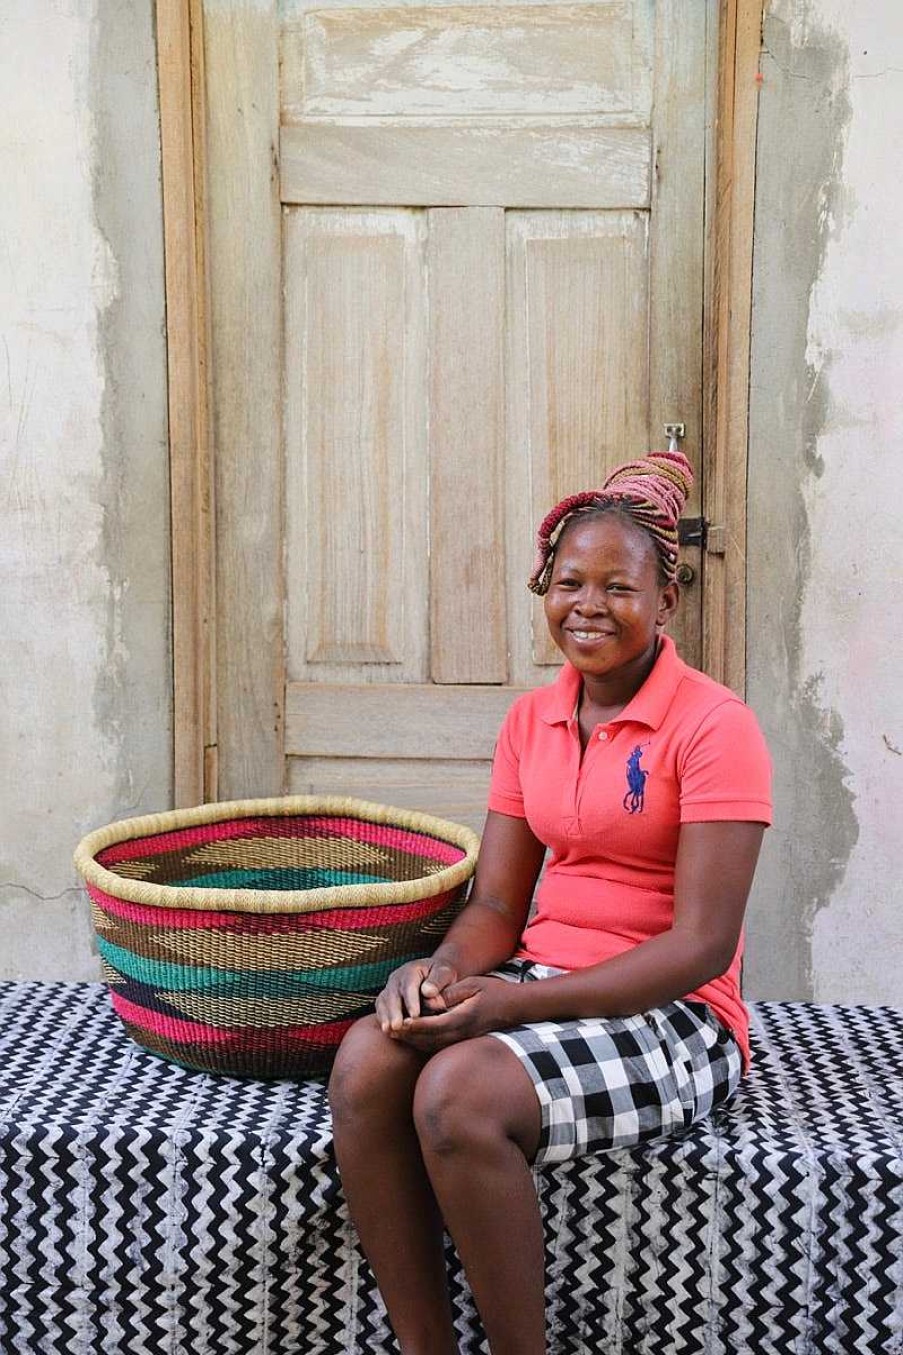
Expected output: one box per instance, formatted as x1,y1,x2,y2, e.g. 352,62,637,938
1,984,901,1354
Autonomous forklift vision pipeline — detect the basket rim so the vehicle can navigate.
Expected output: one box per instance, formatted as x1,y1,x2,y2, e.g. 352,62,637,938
74,795,480,914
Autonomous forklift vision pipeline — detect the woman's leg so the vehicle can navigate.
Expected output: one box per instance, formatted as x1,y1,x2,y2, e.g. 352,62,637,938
413,1037,546,1355
328,1015,458,1355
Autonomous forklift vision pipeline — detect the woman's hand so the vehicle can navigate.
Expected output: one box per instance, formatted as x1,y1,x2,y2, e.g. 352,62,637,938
374,957,460,1035
392,976,519,1052
373,812,545,1041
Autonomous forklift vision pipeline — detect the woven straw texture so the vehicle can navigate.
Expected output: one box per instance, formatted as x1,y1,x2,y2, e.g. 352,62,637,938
75,797,479,1079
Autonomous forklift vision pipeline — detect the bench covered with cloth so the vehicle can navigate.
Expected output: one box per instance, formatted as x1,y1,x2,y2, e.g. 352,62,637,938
1,983,901,1354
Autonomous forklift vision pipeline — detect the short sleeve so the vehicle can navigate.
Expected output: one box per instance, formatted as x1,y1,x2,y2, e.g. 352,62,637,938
487,701,528,819
679,699,773,824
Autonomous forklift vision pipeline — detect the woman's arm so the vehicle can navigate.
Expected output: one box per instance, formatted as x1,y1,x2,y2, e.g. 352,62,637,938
426,810,547,981
397,819,764,1046
375,810,546,1031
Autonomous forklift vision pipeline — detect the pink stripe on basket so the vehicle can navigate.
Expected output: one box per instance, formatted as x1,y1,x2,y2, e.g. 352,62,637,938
111,992,232,1044
98,817,300,864
114,993,357,1049
97,814,464,867
89,883,457,932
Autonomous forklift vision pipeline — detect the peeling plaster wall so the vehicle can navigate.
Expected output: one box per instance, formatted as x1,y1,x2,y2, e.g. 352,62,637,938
0,2,170,979
746,0,903,1003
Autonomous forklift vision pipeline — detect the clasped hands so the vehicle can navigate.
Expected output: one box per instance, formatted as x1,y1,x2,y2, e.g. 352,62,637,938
375,959,516,1051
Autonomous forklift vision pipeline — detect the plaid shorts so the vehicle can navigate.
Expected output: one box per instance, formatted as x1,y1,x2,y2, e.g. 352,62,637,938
488,960,743,1165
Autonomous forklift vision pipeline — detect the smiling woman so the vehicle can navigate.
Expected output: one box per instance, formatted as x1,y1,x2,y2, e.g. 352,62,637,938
328,451,773,1355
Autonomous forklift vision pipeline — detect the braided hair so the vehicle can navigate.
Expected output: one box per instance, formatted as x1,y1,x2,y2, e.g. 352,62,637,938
527,450,694,595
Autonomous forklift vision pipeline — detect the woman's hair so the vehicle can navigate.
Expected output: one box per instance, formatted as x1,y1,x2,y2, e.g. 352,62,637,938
527,450,694,595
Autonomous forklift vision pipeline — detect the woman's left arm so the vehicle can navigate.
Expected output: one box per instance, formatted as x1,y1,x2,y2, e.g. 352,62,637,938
400,820,764,1046
508,819,765,1021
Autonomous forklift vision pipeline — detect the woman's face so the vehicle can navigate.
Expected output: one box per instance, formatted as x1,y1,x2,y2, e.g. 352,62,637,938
543,514,678,684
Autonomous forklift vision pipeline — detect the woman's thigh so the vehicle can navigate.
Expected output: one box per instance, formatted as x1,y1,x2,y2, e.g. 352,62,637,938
489,998,743,1165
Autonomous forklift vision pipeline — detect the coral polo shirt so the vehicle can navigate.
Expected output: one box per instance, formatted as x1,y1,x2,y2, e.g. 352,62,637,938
487,635,772,1066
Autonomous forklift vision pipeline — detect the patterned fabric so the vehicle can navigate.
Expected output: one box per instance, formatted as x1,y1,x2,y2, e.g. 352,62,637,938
1,984,901,1355
488,961,742,1163
82,812,473,1079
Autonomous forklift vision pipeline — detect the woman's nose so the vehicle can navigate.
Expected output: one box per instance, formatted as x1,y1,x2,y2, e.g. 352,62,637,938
574,590,607,614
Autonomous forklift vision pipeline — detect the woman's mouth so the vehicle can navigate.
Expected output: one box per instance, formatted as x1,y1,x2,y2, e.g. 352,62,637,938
567,629,614,642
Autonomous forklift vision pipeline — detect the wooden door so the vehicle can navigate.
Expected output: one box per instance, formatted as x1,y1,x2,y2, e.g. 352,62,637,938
203,0,716,830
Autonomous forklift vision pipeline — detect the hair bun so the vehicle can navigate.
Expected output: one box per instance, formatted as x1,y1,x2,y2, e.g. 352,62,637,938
600,449,693,529
526,449,695,595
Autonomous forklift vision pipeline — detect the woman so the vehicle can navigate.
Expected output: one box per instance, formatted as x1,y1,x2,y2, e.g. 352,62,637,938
328,450,772,1355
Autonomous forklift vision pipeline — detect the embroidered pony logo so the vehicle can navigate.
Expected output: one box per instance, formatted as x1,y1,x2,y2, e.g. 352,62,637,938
623,745,649,814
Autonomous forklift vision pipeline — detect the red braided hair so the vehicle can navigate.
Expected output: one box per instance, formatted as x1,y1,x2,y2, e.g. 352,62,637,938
527,450,694,595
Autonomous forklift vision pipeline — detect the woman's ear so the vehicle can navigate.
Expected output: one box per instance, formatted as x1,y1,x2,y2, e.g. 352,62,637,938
656,581,680,629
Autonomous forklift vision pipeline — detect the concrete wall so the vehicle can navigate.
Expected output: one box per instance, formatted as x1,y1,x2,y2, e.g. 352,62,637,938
745,0,903,1003
0,1,171,979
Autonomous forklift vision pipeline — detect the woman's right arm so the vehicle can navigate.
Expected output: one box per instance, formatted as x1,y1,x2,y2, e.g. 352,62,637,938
375,810,546,1031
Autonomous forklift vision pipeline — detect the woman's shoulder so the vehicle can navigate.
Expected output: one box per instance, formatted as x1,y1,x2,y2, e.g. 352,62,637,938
669,653,768,748
670,659,772,818
498,685,553,742
673,651,753,710
643,637,763,736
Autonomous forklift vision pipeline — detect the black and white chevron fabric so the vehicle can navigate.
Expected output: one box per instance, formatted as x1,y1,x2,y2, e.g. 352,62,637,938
1,984,901,1354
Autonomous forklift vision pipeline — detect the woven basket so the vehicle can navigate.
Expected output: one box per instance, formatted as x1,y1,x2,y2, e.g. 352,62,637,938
74,797,480,1079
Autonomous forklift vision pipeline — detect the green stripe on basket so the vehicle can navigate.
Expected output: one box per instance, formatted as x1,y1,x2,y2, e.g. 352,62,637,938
162,866,387,890
96,937,422,996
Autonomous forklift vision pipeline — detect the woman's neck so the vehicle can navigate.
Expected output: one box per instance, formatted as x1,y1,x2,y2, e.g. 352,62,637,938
579,638,661,720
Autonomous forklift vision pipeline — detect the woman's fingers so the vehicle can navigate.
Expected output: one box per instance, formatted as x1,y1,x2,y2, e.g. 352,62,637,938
375,961,427,1031
398,995,479,1050
374,959,466,1038
440,976,492,1009
374,979,401,1030
420,961,458,1003
399,965,430,1024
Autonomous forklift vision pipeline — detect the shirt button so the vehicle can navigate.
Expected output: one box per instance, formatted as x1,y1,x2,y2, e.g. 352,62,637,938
598,730,609,741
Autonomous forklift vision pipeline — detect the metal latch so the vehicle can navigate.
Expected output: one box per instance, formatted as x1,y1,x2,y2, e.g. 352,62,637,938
664,422,685,453
678,516,707,549
677,517,726,556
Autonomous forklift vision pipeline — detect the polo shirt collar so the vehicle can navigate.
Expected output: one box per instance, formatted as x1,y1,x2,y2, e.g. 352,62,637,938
536,634,685,732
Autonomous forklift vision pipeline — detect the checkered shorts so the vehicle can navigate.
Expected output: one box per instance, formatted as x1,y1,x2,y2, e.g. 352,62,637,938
488,960,743,1165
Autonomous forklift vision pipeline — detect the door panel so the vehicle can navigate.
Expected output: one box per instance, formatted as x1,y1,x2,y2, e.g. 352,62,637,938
280,124,652,209
282,3,651,121
204,0,714,821
505,210,650,677
428,208,507,684
284,208,429,682
285,683,523,760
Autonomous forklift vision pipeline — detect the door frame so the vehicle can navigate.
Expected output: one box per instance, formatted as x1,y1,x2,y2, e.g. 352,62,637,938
156,0,765,807
157,0,217,808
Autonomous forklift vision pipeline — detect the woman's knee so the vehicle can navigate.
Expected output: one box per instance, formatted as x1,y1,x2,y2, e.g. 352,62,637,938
328,1014,420,1128
413,1039,539,1159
